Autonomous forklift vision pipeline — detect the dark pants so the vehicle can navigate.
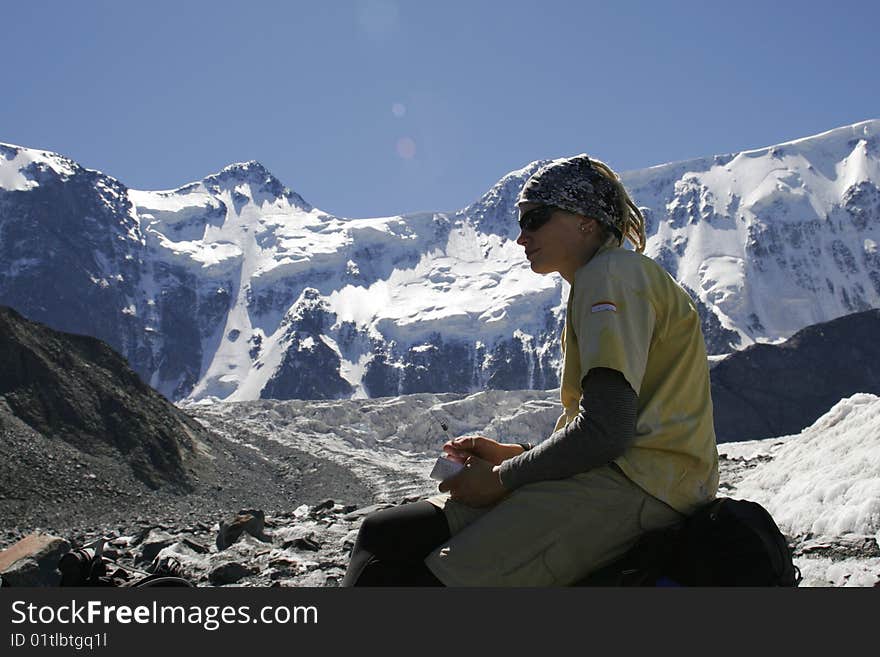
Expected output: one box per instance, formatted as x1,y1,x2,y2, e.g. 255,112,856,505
342,502,450,586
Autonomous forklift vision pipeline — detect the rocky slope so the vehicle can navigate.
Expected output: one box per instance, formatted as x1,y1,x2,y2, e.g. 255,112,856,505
711,308,880,442
0,305,204,489
0,306,376,538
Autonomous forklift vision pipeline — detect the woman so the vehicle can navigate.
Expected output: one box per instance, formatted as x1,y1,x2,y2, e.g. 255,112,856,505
342,154,719,586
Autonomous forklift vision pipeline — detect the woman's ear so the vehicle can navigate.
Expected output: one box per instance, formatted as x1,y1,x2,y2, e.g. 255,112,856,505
579,217,598,234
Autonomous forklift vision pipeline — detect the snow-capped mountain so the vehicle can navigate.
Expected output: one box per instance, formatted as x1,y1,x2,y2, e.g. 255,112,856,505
1,119,878,402
625,121,880,349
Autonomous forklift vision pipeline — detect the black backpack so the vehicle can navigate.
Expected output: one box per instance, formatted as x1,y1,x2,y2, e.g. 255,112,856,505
580,497,802,587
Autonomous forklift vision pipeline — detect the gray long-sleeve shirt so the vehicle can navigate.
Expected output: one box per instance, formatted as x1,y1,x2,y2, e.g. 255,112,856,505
498,367,638,490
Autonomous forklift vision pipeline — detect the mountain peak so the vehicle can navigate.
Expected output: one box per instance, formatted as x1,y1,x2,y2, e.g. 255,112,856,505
458,160,547,239
202,160,311,210
0,142,83,191
207,159,277,186
221,159,269,175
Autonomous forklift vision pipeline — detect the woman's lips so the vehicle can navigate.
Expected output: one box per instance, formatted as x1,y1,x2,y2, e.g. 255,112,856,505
525,248,540,259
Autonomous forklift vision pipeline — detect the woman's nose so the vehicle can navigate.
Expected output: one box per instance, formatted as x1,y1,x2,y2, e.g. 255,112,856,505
516,230,528,245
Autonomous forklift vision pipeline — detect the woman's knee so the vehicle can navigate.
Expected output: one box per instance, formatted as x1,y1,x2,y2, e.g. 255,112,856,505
354,506,402,553
353,502,449,560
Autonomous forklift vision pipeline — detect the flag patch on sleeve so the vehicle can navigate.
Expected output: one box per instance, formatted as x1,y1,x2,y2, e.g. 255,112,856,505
591,301,617,313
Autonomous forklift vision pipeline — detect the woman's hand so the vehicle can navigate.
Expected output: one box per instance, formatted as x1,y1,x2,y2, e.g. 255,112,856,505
442,435,524,466
438,456,508,508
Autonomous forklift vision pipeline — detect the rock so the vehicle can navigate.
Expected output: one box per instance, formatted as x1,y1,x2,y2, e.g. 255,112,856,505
216,509,269,550
341,529,360,550
267,555,300,582
2,560,45,587
181,538,210,554
268,555,299,569
0,533,70,587
209,561,257,586
310,499,335,516
130,525,157,547
799,536,880,559
136,530,177,565
283,536,321,552
296,570,330,587
147,542,210,582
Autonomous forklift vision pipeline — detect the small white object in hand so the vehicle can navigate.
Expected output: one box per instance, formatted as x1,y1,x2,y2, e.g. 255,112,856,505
429,456,464,482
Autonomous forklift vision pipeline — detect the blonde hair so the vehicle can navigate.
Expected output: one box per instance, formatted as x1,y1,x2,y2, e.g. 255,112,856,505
587,158,647,253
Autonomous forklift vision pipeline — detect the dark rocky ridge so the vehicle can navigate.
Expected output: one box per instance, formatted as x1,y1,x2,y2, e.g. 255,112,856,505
0,305,203,489
0,306,376,543
711,308,880,442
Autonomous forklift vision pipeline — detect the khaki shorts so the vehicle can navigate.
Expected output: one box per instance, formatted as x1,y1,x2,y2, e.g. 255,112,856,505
423,464,682,586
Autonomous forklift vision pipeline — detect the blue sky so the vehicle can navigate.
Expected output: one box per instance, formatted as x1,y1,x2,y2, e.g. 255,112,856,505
4,0,878,217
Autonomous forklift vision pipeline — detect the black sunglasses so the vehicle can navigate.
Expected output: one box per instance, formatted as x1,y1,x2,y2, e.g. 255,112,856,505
518,205,560,232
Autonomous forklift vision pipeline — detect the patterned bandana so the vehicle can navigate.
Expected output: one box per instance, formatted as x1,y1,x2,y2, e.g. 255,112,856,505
517,155,623,239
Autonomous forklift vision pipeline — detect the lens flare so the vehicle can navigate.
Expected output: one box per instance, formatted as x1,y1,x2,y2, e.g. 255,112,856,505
396,137,416,159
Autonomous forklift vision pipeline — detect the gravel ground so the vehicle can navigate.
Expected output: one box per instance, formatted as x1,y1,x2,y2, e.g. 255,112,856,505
3,404,878,587
0,407,378,552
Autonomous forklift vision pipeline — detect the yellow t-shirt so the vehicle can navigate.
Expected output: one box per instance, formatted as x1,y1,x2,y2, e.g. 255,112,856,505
557,243,719,514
